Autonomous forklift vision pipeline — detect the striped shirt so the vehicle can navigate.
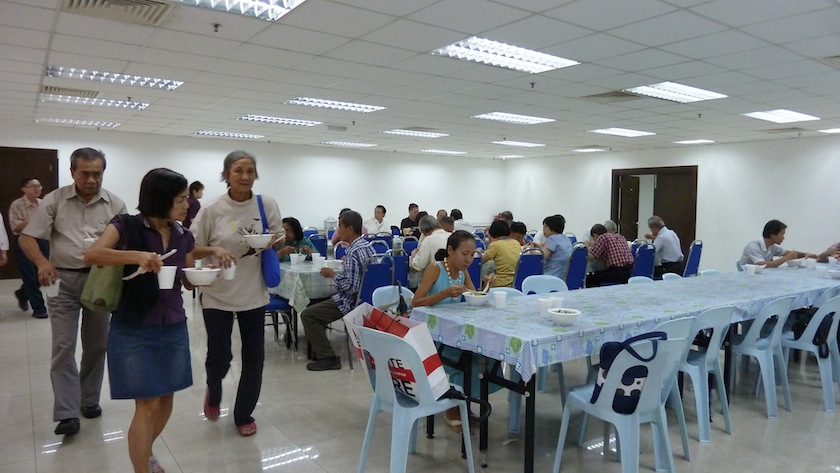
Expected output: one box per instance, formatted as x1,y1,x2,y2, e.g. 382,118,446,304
332,236,375,314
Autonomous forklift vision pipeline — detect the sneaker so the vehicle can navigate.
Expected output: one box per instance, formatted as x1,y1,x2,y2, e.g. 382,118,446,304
14,289,28,312
306,356,341,371
55,418,80,435
32,312,48,319
80,404,102,418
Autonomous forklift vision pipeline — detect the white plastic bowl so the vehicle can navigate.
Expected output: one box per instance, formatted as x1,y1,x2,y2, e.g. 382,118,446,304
243,233,274,248
182,268,220,286
787,258,803,268
463,292,489,306
548,307,581,326
828,270,840,280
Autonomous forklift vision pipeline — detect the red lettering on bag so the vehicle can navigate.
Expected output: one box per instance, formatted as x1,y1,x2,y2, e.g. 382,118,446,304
423,354,442,374
388,358,416,382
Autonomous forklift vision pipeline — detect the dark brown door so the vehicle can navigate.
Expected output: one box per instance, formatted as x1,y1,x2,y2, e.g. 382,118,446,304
617,175,639,241
0,147,59,279
653,172,697,257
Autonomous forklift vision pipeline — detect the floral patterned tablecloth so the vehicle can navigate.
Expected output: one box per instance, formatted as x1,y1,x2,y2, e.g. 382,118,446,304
268,262,340,312
409,267,840,382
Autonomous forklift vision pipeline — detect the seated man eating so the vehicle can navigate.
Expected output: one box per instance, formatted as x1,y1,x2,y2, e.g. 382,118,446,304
739,219,815,268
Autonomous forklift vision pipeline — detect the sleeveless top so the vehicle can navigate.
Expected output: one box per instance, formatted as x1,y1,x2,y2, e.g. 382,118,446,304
429,261,465,306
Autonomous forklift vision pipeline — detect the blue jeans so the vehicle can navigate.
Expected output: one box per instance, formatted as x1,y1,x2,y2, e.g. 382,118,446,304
13,236,49,314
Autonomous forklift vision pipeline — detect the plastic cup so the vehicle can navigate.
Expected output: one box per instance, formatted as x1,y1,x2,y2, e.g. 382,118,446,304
157,266,177,289
744,264,757,275
538,297,552,316
806,259,817,270
44,279,61,298
493,291,507,309
551,297,564,309
310,252,321,260
222,262,236,280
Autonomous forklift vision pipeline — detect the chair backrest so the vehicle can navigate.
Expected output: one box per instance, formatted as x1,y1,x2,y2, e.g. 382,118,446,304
564,232,577,244
309,234,327,255
366,234,393,249
682,239,703,277
661,272,682,281
522,274,568,295
631,244,655,278
631,239,646,258
488,287,524,298
474,238,486,251
391,252,409,288
303,226,319,239
357,326,443,406
812,285,840,309
628,276,654,284
688,306,736,366
514,251,544,291
357,255,395,306
797,295,840,345
371,285,415,310
740,296,795,348
467,252,481,289
591,338,688,415
402,236,419,256
474,229,485,241
735,260,744,272
370,240,390,254
391,225,401,237
699,269,719,276
652,318,695,398
565,243,588,290
335,241,348,260
524,231,536,243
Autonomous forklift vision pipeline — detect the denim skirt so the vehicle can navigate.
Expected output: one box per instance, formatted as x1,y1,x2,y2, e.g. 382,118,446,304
107,319,193,399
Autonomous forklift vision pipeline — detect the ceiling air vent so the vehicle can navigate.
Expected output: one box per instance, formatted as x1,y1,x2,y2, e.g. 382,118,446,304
62,0,174,27
41,85,100,98
820,55,840,69
764,127,808,134
580,91,642,104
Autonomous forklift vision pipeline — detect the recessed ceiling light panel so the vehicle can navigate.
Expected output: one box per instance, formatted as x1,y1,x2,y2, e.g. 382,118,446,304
382,129,448,138
195,130,264,140
40,93,149,110
588,127,655,137
742,109,820,124
320,141,378,148
238,114,322,126
491,140,545,147
174,0,306,21
498,155,524,159
419,149,467,155
623,81,726,103
46,66,183,90
818,128,840,134
674,139,714,145
36,118,121,128
286,97,385,113
574,147,606,153
432,36,579,74
472,112,554,125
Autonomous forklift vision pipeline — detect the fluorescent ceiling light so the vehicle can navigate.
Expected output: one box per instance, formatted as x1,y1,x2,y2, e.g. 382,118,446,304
320,141,377,148
382,129,449,138
574,147,606,153
431,36,579,74
46,66,182,90
491,140,545,147
195,130,264,140
818,128,840,134
40,94,149,110
472,112,554,125
588,127,655,137
419,149,467,155
499,155,524,159
238,114,321,126
173,0,306,21
674,139,714,145
623,82,726,103
741,109,820,124
36,118,121,128
286,97,385,113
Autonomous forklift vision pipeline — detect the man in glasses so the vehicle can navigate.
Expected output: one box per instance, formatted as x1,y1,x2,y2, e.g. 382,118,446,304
9,177,49,319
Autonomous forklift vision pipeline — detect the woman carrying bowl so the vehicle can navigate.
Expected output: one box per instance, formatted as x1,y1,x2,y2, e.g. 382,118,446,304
277,216,317,262
190,150,282,437
85,168,230,473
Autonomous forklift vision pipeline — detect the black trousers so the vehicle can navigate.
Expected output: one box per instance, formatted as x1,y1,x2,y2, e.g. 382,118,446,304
586,264,633,287
654,260,685,279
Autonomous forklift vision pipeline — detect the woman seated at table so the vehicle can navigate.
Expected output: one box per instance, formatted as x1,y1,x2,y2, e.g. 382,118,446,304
481,220,521,287
531,214,573,280
277,217,317,262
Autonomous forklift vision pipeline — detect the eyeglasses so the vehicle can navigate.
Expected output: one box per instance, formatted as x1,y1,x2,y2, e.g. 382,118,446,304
25,185,43,189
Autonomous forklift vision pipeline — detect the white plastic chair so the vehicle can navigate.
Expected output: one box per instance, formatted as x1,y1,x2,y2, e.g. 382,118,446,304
522,274,568,295
729,296,795,417
679,306,735,443
552,338,688,473
488,287,524,298
628,276,654,284
700,269,720,276
355,327,476,473
371,286,414,311
661,273,682,281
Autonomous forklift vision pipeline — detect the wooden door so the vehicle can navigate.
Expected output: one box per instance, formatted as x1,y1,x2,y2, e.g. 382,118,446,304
653,171,697,256
617,175,639,241
0,147,59,279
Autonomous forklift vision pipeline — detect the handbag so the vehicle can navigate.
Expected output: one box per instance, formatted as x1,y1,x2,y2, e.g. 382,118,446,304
591,331,667,414
81,214,128,312
257,195,281,288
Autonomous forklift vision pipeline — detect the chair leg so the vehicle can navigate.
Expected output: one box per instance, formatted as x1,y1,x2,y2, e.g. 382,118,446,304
816,356,836,412
774,346,792,412
576,412,589,447
389,414,412,473
756,352,778,418
668,383,690,461
615,419,640,473
552,401,574,473
652,407,676,473
688,369,712,443
357,398,379,473
713,364,733,435
346,331,354,371
557,363,567,407
458,402,477,473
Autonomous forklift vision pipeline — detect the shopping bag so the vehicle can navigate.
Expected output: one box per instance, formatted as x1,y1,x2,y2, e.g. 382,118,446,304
80,263,124,312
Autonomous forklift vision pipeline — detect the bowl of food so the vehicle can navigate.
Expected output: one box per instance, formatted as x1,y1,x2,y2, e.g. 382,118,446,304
463,291,489,306
182,268,220,286
243,233,274,248
548,307,581,326
787,258,803,268
828,270,840,280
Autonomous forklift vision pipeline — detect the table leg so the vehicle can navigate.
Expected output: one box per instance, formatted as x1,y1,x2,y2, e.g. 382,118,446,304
480,370,489,468
524,376,536,473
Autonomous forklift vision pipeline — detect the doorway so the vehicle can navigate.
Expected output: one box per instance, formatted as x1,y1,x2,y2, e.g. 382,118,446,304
610,166,698,256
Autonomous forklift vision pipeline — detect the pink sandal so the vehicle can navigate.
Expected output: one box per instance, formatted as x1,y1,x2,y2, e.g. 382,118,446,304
237,421,257,437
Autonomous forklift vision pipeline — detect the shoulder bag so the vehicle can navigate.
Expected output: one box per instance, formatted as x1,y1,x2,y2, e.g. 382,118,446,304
257,195,281,288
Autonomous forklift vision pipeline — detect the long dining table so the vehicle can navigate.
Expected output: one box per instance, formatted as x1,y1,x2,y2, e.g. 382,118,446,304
409,266,840,473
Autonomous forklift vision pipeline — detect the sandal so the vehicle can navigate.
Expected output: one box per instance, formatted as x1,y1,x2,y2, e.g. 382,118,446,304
203,393,220,421
237,421,257,437
149,456,165,473
444,408,463,435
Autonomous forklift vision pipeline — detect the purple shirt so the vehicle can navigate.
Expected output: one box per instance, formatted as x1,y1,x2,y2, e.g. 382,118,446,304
183,196,200,228
113,215,195,324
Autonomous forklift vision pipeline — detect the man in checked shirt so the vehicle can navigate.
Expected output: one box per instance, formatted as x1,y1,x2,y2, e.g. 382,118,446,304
585,223,635,287
301,210,374,371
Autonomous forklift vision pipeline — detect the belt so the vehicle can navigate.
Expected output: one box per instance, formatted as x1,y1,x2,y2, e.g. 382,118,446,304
56,267,91,273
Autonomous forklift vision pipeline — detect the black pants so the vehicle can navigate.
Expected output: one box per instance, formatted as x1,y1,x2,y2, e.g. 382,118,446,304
654,260,684,279
13,235,49,314
586,264,633,287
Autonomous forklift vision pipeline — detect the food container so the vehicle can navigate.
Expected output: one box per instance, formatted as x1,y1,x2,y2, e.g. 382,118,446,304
243,233,273,248
183,268,220,286
548,307,581,326
463,291,489,306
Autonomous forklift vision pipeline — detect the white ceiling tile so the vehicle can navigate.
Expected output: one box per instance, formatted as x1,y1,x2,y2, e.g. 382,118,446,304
607,10,728,47
250,25,349,55
483,15,592,49
744,60,835,81
55,11,157,45
0,2,55,30
596,48,691,73
690,0,832,27
546,33,646,62
545,0,677,31
132,48,219,71
282,1,395,38
328,0,439,17
362,19,464,53
705,46,803,70
146,30,241,57
659,30,769,59
407,0,531,35
324,40,418,67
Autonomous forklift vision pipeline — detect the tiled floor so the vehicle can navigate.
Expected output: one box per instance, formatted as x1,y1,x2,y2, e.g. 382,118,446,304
2,279,840,472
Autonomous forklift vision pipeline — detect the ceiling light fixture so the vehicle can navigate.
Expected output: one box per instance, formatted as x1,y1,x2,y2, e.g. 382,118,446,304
472,112,554,125
623,82,727,103
431,36,579,74
498,155,524,159
36,118,121,128
40,94,149,110
491,140,545,147
46,66,183,90
195,130,264,140
419,149,467,155
674,139,715,145
382,129,448,138
173,0,307,21
741,109,820,123
818,128,840,134
574,147,606,153
238,114,322,126
286,97,385,113
588,127,655,137
320,141,378,148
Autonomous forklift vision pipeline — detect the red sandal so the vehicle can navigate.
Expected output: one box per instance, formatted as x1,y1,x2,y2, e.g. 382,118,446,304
237,421,257,437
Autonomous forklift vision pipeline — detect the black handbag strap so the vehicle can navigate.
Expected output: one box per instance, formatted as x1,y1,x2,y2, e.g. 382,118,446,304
620,331,667,362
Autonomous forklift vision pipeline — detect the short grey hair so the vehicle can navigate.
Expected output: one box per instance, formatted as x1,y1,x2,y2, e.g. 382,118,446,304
603,219,617,233
220,150,258,185
418,215,441,234
647,215,665,229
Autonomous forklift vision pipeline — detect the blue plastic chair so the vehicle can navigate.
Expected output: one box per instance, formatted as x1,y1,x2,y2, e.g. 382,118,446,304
309,234,327,255
564,232,577,244
631,243,655,279
355,327,476,473
265,295,295,349
371,286,414,310
356,255,395,306
553,339,688,473
467,253,481,289
564,243,588,290
661,273,682,281
366,234,393,250
327,228,336,240
303,226,319,239
524,231,536,243
391,225,401,237
335,242,348,260
370,240,390,255
513,250,543,292
682,239,703,277
474,229,485,241
679,306,735,442
522,274,567,295
389,252,409,288
630,239,646,258
628,275,654,284
401,236,419,256
474,238,486,251
729,296,795,418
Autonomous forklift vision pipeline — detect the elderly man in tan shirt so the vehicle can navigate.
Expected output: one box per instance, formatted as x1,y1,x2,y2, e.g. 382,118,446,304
408,215,451,286
9,177,49,319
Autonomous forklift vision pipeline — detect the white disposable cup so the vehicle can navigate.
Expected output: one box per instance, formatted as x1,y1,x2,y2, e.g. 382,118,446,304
157,266,177,289
538,297,552,316
744,264,757,275
806,259,817,270
194,259,204,269
44,279,61,298
222,262,236,280
493,291,507,309
310,252,321,259
551,297,564,309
